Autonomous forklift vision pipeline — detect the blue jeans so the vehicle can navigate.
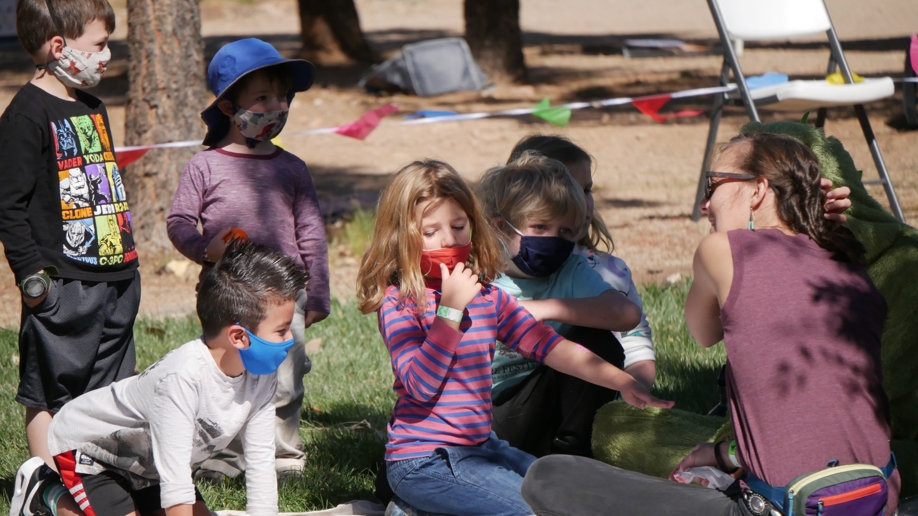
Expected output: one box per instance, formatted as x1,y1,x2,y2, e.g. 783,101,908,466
386,433,537,516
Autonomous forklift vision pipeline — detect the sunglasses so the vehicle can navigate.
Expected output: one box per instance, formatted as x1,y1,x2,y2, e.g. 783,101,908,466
704,171,757,199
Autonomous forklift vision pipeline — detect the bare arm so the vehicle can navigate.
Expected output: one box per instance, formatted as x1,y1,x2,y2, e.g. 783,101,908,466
625,360,656,390
544,339,673,409
165,504,195,516
684,233,733,348
520,290,642,331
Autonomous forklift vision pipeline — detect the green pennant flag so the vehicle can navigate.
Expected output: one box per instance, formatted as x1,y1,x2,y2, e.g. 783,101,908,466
532,98,572,127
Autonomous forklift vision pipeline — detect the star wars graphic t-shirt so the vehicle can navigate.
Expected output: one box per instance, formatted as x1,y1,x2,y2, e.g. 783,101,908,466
0,83,138,283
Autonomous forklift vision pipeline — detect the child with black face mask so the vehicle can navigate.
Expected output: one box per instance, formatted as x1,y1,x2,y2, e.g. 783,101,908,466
477,151,645,459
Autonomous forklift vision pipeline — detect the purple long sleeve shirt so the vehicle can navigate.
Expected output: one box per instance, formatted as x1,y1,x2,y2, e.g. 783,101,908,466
167,147,330,314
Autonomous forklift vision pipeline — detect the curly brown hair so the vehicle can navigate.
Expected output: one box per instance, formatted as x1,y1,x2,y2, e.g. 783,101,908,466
721,132,866,265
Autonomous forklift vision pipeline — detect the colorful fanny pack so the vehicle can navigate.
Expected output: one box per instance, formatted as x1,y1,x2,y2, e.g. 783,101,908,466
743,454,896,516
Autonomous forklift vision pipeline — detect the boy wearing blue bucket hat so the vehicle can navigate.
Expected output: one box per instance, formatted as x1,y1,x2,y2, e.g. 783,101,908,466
167,38,330,481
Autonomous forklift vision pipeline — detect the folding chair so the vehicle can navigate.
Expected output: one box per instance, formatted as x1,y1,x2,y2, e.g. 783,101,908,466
691,0,907,223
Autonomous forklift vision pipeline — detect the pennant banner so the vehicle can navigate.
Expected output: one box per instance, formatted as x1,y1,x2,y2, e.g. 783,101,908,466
911,34,918,76
532,98,572,126
335,104,399,140
116,148,151,168
404,110,458,119
111,85,742,162
631,95,704,123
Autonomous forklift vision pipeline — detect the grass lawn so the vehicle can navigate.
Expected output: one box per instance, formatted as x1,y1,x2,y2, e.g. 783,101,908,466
0,278,725,513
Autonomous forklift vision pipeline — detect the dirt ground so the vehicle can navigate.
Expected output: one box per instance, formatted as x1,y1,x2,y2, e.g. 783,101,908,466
1,0,916,328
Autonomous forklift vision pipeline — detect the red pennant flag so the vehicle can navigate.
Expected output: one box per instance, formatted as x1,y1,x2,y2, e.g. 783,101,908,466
910,34,918,75
632,95,703,123
335,104,399,140
116,148,151,168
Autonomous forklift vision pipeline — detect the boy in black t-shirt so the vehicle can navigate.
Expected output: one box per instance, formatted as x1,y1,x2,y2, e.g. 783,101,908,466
0,0,140,487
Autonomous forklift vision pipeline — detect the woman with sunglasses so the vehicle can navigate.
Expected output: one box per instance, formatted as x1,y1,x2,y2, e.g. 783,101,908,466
520,132,899,515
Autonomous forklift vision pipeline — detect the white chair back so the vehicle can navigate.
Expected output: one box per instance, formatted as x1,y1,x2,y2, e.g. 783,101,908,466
715,0,832,40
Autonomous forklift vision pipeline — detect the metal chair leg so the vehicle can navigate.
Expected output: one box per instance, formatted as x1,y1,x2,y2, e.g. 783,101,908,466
692,98,725,221
904,43,918,128
853,104,906,222
815,108,828,128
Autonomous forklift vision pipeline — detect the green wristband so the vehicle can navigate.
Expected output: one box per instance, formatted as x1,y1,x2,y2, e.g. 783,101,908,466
728,440,740,469
436,305,463,323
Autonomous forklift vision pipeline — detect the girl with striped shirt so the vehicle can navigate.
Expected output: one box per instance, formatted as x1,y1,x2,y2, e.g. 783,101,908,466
356,160,672,516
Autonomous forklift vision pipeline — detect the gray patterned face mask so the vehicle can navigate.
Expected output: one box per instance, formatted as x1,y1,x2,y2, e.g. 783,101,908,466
40,46,111,89
36,0,110,89
230,106,289,148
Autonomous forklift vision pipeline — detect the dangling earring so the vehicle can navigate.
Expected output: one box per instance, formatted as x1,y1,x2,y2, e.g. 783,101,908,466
747,209,755,230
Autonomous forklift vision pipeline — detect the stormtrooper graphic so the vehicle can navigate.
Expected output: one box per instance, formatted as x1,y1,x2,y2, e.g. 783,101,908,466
60,169,91,208
63,220,95,257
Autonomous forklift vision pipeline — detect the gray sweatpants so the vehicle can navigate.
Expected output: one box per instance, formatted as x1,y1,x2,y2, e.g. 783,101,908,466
197,289,311,477
522,455,755,516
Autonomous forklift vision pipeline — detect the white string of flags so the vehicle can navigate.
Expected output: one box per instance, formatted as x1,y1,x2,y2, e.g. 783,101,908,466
114,78,918,168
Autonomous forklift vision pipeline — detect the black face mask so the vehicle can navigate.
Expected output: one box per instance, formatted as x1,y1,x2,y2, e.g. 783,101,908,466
507,222,575,277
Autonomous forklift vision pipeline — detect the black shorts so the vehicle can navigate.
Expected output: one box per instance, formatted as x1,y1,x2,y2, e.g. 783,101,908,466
17,271,140,412
55,451,205,515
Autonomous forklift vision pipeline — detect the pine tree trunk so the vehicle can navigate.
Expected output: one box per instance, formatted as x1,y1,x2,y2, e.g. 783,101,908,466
464,0,527,84
298,0,374,65
124,0,206,252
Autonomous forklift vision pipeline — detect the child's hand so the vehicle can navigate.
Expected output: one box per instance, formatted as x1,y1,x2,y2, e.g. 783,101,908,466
619,376,674,410
669,443,719,481
205,229,232,263
821,178,851,224
439,262,481,312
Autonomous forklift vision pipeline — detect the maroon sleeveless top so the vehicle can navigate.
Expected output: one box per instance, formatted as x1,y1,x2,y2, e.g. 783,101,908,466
722,229,898,512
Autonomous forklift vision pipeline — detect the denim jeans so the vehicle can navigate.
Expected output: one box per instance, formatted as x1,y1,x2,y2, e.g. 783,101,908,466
386,433,537,516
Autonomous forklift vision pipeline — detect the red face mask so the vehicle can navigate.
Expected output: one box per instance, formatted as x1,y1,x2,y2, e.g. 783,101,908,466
420,242,472,278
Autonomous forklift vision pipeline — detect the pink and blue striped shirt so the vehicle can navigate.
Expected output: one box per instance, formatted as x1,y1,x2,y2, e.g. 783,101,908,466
378,284,562,460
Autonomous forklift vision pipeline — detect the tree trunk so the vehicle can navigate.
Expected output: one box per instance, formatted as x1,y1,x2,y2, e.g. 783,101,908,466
298,0,374,65
124,0,206,252
464,0,527,84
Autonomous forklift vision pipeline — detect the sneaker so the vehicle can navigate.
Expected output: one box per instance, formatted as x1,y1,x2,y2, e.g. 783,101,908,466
385,496,447,516
9,457,57,516
192,468,227,485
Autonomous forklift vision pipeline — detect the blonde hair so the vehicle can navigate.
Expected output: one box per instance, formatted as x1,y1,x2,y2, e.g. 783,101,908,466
477,151,587,253
508,134,614,253
356,160,504,314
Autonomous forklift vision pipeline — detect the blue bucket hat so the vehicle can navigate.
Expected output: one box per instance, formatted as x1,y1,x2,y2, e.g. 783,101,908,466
201,38,316,146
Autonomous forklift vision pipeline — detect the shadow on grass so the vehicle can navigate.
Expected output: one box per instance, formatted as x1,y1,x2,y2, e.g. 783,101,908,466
641,279,727,415
200,401,390,512
653,358,723,415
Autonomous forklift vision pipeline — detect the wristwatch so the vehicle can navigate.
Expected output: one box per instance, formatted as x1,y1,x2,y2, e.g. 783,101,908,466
20,270,51,299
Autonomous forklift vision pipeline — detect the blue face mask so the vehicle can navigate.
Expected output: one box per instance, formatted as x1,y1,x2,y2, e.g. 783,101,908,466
507,222,575,278
238,327,295,375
